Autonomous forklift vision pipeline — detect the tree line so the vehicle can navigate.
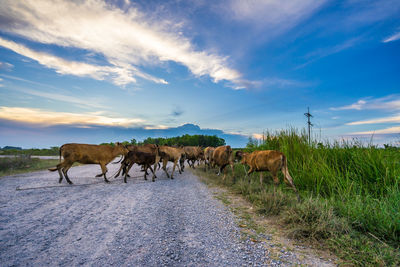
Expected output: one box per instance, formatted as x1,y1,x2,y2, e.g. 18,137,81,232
101,134,226,147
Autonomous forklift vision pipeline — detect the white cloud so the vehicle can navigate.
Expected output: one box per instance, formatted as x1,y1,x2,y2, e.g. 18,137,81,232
383,31,400,43
252,133,263,139
10,85,105,110
225,0,327,33
346,114,400,125
331,95,400,111
0,0,241,87
144,125,170,130
331,100,367,110
0,61,14,70
350,126,400,135
0,37,167,86
0,107,146,127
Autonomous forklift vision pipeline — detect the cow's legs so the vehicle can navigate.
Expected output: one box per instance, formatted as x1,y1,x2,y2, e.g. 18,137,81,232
124,171,128,183
125,162,135,178
55,163,65,183
98,163,109,183
218,164,228,179
179,158,185,172
144,165,155,180
223,165,228,180
162,159,170,178
114,161,128,178
58,168,64,183
62,164,73,184
217,163,228,176
170,160,178,179
271,171,280,195
178,159,183,174
143,165,148,180
152,155,160,182
124,161,134,178
148,165,156,178
259,173,264,185
142,164,152,180
114,165,123,178
189,159,195,169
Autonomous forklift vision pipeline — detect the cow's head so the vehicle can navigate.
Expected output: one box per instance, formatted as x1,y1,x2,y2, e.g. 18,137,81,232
240,152,250,165
235,150,244,161
116,142,130,155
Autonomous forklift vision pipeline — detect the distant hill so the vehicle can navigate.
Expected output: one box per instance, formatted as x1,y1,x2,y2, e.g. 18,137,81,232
2,146,22,150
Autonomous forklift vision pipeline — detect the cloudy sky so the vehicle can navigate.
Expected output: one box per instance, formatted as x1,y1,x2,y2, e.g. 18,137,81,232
0,0,399,148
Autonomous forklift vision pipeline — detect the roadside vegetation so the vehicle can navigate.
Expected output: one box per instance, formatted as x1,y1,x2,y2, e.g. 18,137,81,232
0,156,60,177
195,129,400,266
0,146,59,156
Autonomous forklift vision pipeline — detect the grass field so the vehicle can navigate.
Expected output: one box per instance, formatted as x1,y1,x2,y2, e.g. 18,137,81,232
0,156,60,177
195,129,400,266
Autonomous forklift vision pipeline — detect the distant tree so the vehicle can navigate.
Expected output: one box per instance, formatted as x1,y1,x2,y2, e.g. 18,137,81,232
246,137,258,149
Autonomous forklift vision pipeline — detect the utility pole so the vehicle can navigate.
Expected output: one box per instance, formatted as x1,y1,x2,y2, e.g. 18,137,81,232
304,107,313,145
262,130,265,144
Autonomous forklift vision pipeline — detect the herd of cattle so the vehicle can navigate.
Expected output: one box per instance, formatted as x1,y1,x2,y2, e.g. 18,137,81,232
48,142,300,199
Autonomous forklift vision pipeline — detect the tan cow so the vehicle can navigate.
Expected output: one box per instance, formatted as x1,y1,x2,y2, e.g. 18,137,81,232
158,146,185,179
204,146,215,171
48,143,128,184
237,150,300,200
212,145,234,180
183,146,204,169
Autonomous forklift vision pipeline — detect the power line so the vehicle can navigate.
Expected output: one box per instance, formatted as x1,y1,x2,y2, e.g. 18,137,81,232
304,107,313,145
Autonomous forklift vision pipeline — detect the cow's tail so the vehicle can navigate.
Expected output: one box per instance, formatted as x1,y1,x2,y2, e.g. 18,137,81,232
59,145,62,162
48,145,63,171
281,154,300,201
113,155,124,164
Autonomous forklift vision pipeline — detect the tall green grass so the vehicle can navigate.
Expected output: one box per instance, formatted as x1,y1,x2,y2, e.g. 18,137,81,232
247,129,400,247
197,128,399,265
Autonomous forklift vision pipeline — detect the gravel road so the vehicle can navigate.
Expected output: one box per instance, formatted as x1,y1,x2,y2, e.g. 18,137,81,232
0,160,334,266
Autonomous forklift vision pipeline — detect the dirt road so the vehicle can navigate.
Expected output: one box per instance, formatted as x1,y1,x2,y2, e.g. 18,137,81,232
0,161,272,266
0,161,334,266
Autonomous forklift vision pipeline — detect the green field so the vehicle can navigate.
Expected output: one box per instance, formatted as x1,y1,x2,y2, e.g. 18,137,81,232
197,129,400,266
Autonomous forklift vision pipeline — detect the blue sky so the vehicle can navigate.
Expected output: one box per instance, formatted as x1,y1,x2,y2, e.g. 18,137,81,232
0,0,399,148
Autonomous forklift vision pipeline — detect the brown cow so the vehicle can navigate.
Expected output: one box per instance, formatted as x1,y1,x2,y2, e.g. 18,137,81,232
117,150,157,183
48,143,128,184
158,146,185,179
183,146,204,169
212,145,234,180
237,150,300,200
204,146,215,171
115,144,159,181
